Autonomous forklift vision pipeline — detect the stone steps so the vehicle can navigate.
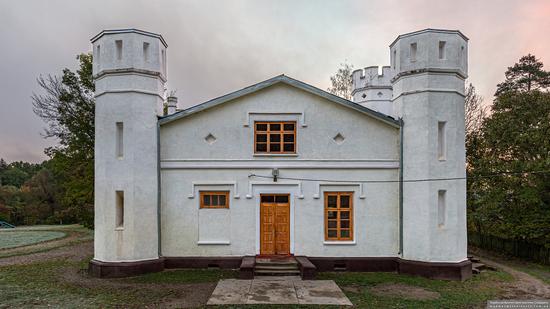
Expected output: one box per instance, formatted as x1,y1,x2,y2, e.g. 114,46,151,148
254,257,300,277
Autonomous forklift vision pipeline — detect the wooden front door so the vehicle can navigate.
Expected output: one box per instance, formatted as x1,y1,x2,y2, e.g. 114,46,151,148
260,194,290,255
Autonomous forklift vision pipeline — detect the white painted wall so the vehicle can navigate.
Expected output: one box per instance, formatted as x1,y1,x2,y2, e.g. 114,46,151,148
159,84,400,257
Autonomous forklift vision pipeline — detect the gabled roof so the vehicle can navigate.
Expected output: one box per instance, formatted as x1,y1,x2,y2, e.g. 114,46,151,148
159,75,400,128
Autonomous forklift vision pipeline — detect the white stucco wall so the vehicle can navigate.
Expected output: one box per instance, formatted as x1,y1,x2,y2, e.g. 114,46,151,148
159,84,400,257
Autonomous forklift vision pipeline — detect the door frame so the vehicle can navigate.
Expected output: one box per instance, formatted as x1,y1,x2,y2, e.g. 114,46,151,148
254,185,296,255
259,193,291,255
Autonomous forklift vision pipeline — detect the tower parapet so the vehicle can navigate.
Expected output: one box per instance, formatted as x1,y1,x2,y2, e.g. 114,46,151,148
351,66,394,116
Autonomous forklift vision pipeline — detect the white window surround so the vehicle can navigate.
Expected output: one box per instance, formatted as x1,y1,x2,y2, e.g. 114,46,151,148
313,182,366,199
246,180,304,199
243,111,307,127
188,181,240,199
323,241,356,245
197,240,230,245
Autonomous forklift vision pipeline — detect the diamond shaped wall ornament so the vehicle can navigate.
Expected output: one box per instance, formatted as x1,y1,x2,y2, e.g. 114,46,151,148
204,133,217,145
377,91,383,97
362,93,367,98
333,133,345,145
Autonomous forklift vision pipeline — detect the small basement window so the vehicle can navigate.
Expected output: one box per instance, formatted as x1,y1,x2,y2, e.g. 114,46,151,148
200,191,230,209
254,121,296,154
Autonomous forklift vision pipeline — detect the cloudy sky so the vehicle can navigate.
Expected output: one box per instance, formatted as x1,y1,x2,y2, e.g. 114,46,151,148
0,0,549,163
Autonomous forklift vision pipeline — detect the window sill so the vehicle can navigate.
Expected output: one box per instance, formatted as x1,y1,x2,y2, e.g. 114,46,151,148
197,240,231,245
253,154,299,157
323,241,356,246
115,227,124,231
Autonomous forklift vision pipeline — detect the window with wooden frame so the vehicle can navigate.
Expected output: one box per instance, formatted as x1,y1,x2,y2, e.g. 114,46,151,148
254,121,296,154
199,191,230,208
325,192,353,241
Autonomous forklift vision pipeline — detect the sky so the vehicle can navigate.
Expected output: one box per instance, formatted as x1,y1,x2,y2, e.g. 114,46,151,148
0,0,549,163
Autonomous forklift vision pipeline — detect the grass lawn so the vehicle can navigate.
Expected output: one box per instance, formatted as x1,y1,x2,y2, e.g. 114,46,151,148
0,230,67,249
0,226,528,308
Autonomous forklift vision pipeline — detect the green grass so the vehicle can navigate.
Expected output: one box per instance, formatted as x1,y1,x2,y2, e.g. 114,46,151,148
0,230,67,249
318,271,514,309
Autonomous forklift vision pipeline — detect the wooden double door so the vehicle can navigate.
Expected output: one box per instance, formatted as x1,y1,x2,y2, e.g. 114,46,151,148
260,194,290,255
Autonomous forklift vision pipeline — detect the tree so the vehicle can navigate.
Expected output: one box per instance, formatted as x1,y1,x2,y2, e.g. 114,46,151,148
495,54,550,96
464,83,486,139
327,62,354,100
32,53,95,227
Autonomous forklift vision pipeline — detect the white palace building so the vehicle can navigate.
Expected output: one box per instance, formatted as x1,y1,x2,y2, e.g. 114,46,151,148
89,28,471,280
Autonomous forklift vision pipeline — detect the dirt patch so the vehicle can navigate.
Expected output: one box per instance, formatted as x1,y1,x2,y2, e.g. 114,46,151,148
370,283,440,300
61,266,216,308
341,284,363,294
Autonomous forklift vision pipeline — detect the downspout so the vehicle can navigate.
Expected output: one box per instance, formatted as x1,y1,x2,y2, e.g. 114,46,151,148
398,117,404,257
156,120,162,257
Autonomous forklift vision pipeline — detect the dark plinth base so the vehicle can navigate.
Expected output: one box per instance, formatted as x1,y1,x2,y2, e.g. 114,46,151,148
89,256,471,281
398,259,472,281
88,258,165,278
307,257,471,281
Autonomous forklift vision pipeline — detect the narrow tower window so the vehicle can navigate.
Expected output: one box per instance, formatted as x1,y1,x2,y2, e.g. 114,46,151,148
116,122,123,158
143,42,150,62
161,49,166,74
115,40,123,61
438,190,446,227
96,45,101,68
438,121,446,160
439,41,446,59
116,191,124,228
410,43,417,62
392,50,396,69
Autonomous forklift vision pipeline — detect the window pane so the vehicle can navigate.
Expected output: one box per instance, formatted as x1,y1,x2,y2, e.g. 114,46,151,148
341,211,350,219
327,195,337,208
270,134,281,142
256,134,267,142
328,211,337,219
327,230,337,238
256,143,267,152
212,195,218,206
275,195,288,203
283,143,294,152
340,230,350,238
203,195,210,206
340,195,350,208
341,220,350,228
283,123,294,131
283,134,294,142
261,195,274,203
328,220,337,228
270,144,281,152
270,123,281,131
256,123,267,131
219,194,226,206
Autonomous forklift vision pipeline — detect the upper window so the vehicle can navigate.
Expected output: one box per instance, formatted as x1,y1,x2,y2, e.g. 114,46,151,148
325,192,353,241
200,191,229,209
254,121,296,154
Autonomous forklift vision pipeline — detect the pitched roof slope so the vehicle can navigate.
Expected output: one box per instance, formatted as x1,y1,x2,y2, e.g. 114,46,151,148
159,75,400,128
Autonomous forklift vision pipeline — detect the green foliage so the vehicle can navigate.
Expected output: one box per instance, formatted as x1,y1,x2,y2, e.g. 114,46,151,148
495,54,550,96
31,53,95,228
327,62,354,100
467,54,550,246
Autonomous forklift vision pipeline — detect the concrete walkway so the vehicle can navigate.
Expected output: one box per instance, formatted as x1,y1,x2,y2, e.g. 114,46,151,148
207,276,353,306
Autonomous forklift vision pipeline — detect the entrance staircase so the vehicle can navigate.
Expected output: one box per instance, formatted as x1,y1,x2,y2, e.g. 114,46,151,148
254,257,300,277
